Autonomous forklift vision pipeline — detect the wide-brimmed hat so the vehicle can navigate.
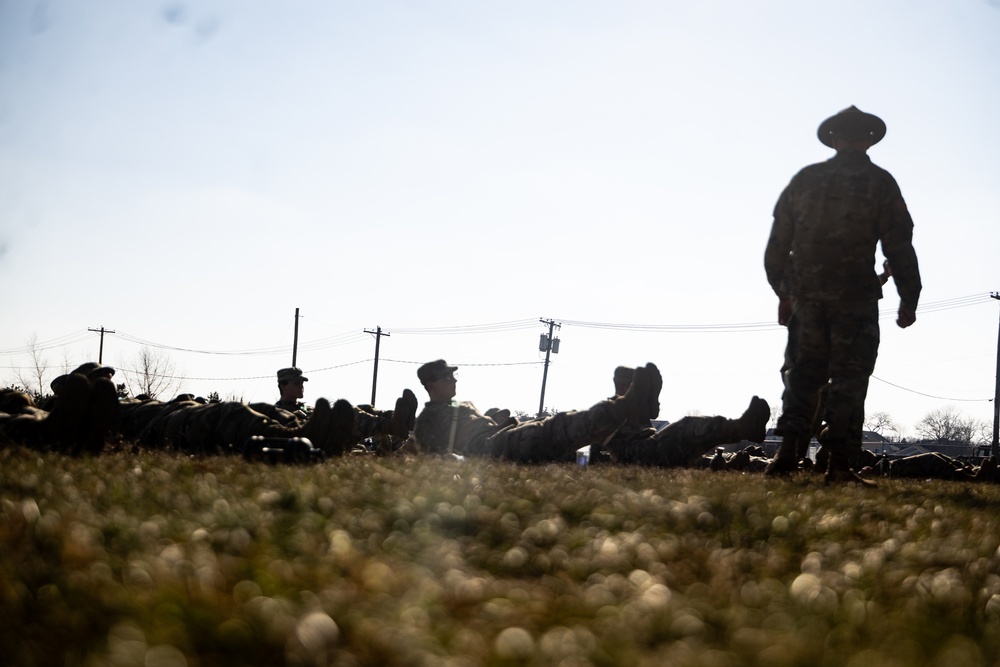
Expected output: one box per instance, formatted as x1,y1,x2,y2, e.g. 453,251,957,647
417,359,458,385
277,367,308,383
817,105,886,147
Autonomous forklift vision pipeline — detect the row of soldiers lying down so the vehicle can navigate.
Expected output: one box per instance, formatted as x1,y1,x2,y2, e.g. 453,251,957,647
1,359,768,467
1,360,993,483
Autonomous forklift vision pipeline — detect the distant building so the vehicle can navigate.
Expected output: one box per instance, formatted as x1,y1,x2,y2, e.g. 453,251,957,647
740,428,982,461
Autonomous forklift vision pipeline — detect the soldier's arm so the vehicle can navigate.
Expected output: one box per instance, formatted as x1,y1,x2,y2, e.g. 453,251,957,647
878,176,921,318
414,404,449,453
764,187,795,298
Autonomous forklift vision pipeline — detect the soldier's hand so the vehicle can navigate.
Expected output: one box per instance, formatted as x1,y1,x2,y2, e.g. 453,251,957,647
777,297,793,326
897,307,916,328
878,259,892,286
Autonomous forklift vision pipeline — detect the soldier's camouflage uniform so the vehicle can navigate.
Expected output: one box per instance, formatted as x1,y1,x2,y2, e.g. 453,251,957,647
1,376,119,455
2,374,369,456
118,398,289,453
887,452,977,481
765,151,921,454
413,399,605,461
272,399,309,421
414,399,759,465
256,399,397,443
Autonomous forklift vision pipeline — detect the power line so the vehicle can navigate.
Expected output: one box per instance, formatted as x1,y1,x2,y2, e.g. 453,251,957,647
0,330,94,355
870,375,993,402
564,293,996,333
385,320,539,335
11,294,987,358
2,294,996,397
109,358,544,384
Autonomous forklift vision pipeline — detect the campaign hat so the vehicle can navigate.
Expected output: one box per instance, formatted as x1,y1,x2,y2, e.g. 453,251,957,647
817,105,886,147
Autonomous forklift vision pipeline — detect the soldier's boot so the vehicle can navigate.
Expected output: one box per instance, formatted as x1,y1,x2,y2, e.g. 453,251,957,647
45,373,91,451
814,445,830,473
765,434,800,476
323,399,358,457
612,363,662,422
389,389,418,440
710,448,727,471
824,435,877,487
737,396,770,443
78,377,120,456
486,408,512,427
643,363,663,419
974,456,998,482
728,447,752,471
684,396,771,466
273,397,332,444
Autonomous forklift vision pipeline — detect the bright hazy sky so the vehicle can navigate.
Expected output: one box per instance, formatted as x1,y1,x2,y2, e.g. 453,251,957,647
2,0,998,440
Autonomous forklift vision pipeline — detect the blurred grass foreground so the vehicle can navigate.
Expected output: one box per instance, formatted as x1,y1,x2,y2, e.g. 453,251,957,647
3,449,1000,667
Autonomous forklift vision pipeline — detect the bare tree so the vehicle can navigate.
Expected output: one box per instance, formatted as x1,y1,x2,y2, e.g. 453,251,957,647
121,347,181,400
973,420,994,448
15,333,49,398
915,406,985,445
865,411,898,440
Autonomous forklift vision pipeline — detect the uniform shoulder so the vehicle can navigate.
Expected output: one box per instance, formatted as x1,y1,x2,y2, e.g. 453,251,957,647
866,159,898,180
787,159,835,183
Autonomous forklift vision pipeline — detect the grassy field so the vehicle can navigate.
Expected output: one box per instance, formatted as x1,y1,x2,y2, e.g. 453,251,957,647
3,448,1000,667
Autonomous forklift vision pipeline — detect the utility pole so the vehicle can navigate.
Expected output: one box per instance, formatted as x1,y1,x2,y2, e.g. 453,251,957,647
365,326,390,406
292,308,300,367
537,318,561,418
88,326,116,364
992,292,1000,458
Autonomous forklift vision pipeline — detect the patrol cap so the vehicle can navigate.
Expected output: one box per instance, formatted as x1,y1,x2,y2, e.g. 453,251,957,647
417,359,458,385
277,367,308,383
817,105,886,147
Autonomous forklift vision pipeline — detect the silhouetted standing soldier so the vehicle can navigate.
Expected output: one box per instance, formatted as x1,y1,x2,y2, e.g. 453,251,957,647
764,106,921,484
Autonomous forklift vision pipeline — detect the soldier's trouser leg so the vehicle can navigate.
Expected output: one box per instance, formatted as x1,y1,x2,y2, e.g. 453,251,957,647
821,300,879,471
613,415,744,467
192,403,272,453
139,401,199,448
78,377,119,455
889,452,968,480
117,400,166,441
776,301,832,439
845,388,868,466
773,329,822,470
486,401,620,462
353,408,392,441
0,410,49,448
